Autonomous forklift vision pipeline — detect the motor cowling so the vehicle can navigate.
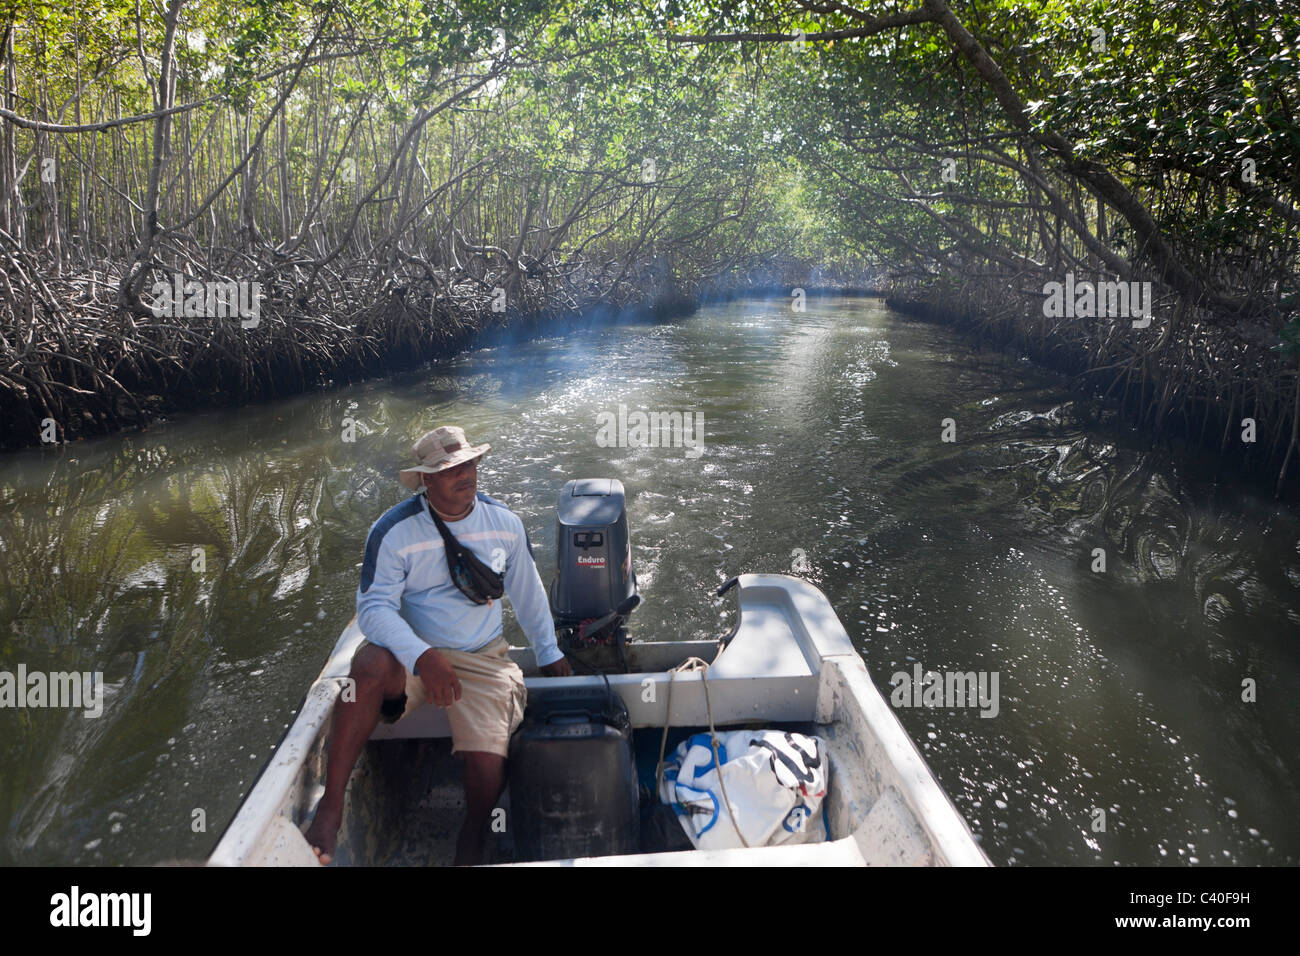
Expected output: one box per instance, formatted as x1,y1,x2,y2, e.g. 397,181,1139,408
549,478,636,642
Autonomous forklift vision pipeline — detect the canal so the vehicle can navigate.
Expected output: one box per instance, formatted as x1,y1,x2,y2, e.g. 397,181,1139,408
1,295,1296,865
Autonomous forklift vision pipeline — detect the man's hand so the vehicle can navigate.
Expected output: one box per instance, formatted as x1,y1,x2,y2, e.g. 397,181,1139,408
415,648,463,708
540,656,573,677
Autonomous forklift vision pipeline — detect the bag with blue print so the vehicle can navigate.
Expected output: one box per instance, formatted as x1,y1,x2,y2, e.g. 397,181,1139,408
656,730,828,851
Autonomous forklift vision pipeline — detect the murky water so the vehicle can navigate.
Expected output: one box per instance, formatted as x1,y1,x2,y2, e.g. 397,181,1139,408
2,296,1297,866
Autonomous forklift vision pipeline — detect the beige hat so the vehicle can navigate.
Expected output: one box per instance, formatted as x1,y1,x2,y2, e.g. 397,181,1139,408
399,425,491,491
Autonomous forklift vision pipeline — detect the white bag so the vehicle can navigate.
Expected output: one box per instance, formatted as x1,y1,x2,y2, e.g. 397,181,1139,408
658,730,829,850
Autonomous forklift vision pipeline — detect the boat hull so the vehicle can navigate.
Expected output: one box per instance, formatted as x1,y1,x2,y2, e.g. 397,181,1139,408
208,574,989,867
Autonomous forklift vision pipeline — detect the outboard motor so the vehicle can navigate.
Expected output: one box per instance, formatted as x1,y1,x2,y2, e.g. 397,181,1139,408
548,478,638,667
505,478,642,862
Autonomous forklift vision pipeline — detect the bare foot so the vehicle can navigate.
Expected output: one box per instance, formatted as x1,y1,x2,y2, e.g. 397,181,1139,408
304,800,342,865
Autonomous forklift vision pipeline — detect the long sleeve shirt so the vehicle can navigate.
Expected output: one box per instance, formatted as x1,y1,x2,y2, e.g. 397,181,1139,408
356,491,563,673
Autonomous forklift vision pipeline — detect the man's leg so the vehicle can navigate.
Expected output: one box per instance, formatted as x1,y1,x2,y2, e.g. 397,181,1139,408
454,751,507,866
304,643,407,864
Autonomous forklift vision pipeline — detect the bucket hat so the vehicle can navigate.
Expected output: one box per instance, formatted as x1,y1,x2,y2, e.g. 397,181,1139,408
398,425,490,491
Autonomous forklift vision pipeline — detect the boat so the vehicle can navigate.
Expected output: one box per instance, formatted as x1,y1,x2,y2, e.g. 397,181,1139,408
208,479,990,867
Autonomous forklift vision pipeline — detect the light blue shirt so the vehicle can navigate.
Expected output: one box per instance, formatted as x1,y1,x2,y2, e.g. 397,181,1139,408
356,491,563,673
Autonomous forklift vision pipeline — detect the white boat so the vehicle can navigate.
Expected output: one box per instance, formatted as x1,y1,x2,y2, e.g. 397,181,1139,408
209,571,990,867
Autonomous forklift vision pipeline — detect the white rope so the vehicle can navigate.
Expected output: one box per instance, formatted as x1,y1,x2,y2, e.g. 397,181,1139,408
654,653,751,849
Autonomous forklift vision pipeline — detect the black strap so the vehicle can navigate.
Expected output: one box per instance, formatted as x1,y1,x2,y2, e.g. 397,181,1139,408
426,496,467,559
426,496,505,601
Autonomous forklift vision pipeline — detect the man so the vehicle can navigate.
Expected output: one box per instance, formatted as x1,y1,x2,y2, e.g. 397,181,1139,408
304,425,571,866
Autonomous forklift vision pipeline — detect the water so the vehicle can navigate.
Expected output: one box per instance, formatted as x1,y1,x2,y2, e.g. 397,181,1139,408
1,296,1296,866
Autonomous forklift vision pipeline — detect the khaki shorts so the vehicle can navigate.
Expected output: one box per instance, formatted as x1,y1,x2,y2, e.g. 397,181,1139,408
360,636,526,758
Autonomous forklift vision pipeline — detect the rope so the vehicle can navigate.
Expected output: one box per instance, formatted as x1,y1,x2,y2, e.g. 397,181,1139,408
654,653,751,850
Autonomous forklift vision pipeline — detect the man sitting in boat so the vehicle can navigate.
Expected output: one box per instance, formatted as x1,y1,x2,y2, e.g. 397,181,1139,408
305,425,572,865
